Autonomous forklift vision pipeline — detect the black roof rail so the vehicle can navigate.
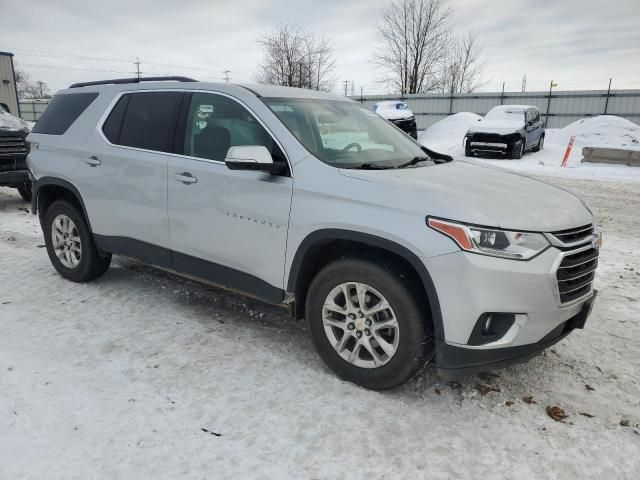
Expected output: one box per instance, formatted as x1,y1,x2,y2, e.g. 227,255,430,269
69,76,197,89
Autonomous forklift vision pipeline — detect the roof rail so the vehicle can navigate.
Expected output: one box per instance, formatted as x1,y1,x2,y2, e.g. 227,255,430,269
69,76,197,88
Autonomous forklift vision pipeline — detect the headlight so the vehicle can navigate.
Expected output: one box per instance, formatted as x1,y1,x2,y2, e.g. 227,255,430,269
427,218,550,260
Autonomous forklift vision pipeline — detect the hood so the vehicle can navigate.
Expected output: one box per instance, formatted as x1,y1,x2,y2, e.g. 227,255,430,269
0,111,30,134
467,119,522,135
339,160,593,232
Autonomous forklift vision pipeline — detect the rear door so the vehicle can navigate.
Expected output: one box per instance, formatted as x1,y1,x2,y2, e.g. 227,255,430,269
78,91,183,256
167,92,292,301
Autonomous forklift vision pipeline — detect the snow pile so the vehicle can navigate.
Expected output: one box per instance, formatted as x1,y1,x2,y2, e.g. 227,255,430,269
0,109,30,132
418,112,481,152
419,113,640,181
560,115,640,151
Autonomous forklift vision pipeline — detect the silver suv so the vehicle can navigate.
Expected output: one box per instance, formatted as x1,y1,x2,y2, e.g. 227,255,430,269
27,77,600,390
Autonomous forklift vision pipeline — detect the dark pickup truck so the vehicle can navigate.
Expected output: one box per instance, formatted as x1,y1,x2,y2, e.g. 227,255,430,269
464,105,545,159
0,105,31,201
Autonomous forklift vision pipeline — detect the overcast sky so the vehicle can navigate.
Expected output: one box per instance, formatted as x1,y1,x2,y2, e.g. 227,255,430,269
1,0,639,95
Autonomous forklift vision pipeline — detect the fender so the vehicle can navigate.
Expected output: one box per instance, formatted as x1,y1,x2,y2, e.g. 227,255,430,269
287,229,445,341
31,176,93,232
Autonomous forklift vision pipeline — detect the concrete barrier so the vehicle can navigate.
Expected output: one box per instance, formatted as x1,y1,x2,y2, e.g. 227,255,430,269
582,147,640,166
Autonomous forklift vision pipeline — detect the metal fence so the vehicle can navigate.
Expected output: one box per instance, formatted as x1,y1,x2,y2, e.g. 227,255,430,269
19,88,640,129
19,100,50,122
350,89,640,130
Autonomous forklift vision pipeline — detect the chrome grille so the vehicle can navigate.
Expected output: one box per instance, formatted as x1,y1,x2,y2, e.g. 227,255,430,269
550,224,594,246
556,247,599,303
0,135,27,157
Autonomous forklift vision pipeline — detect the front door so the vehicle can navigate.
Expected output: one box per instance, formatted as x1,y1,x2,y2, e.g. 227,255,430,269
167,92,292,302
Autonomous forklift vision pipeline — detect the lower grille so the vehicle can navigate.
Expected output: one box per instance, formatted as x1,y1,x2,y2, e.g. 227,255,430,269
0,135,27,157
556,247,599,303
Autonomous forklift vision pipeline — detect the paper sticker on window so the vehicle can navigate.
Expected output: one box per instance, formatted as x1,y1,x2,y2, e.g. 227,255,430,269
196,120,207,130
199,104,214,113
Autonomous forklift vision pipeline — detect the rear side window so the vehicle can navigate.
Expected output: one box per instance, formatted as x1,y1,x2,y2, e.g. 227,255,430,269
105,92,183,153
31,93,98,135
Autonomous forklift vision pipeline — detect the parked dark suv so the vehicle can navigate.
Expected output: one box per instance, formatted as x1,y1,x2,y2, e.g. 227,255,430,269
464,105,545,159
0,105,31,201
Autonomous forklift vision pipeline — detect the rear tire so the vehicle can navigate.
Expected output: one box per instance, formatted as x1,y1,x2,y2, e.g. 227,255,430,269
43,200,111,282
532,135,544,152
306,258,432,390
17,182,32,202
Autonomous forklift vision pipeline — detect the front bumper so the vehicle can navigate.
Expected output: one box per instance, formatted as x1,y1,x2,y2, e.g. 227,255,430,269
0,169,30,187
423,244,598,375
465,133,520,157
436,291,596,378
390,117,418,139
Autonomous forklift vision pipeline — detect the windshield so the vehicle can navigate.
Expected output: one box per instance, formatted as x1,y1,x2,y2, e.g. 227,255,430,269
263,98,427,169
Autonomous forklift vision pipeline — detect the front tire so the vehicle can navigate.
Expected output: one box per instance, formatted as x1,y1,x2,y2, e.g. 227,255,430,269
512,139,525,159
306,258,432,390
43,200,111,282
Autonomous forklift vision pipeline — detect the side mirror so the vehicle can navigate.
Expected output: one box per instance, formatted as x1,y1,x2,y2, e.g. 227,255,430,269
225,146,279,173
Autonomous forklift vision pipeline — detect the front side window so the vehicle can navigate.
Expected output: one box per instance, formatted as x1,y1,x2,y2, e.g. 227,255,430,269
264,98,426,169
182,93,286,166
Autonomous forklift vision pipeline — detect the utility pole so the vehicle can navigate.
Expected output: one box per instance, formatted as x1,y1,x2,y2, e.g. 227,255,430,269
222,70,231,83
36,81,45,99
134,57,141,80
500,81,505,105
521,74,527,93
343,80,349,97
545,79,557,127
316,60,320,91
604,78,612,114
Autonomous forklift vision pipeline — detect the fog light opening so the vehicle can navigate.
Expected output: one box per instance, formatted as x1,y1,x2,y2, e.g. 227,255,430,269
468,313,517,346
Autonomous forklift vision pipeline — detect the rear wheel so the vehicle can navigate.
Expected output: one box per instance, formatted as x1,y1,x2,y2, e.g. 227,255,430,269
43,200,111,282
17,182,32,202
306,258,432,390
533,135,544,152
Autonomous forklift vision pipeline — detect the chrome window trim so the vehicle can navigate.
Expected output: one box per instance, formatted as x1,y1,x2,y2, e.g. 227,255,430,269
95,88,293,174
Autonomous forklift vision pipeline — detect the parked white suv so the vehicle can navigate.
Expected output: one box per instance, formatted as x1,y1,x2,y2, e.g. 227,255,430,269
27,77,600,389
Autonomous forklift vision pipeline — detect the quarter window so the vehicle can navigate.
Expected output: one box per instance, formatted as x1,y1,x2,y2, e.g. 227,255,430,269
32,93,98,135
182,93,286,167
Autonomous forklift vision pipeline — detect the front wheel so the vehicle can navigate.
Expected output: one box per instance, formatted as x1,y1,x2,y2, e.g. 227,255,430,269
512,139,525,159
43,200,111,282
306,258,432,390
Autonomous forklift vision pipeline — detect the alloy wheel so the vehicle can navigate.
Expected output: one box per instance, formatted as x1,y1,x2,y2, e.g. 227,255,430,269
322,282,400,368
51,214,82,269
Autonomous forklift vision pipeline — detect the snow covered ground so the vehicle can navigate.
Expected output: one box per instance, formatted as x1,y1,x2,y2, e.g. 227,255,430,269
1,179,639,479
419,114,640,182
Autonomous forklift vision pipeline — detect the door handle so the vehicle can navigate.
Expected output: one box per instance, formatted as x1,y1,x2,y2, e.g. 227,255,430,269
174,172,197,185
85,155,101,167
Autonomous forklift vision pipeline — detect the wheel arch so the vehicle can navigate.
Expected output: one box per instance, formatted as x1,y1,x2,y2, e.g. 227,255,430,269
32,177,92,232
287,229,444,340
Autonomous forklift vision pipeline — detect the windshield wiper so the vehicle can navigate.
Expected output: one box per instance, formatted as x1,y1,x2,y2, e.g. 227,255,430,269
355,163,394,170
397,156,430,168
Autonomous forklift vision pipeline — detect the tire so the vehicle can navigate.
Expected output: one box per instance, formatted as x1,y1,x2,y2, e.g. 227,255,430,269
43,200,111,282
306,258,432,390
533,135,544,152
17,182,32,202
511,139,525,159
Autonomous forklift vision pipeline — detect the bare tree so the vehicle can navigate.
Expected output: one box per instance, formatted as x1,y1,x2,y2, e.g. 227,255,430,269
374,0,454,94
439,31,486,94
255,24,336,91
14,66,52,99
